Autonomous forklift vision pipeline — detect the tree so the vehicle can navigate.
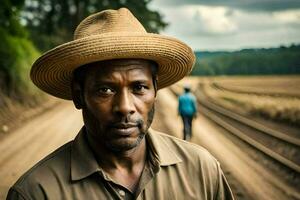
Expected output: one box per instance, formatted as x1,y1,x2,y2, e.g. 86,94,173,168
191,45,300,76
0,0,40,99
0,0,26,36
22,0,168,50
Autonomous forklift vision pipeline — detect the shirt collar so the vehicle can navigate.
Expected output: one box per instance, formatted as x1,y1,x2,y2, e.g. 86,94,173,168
71,127,100,181
147,128,182,166
71,127,182,181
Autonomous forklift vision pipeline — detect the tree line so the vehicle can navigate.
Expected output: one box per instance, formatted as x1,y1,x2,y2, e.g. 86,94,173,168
191,44,300,76
0,0,166,102
23,0,167,51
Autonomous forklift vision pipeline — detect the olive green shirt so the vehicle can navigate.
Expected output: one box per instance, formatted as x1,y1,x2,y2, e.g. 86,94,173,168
7,128,234,200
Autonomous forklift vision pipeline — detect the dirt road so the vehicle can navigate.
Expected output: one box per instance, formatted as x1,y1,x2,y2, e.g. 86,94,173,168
0,88,299,200
0,102,83,199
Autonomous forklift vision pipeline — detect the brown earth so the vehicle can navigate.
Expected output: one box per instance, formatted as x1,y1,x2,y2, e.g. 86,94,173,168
0,85,299,200
206,75,300,97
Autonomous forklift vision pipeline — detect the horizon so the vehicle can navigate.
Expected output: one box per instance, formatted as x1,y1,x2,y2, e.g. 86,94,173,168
193,43,300,52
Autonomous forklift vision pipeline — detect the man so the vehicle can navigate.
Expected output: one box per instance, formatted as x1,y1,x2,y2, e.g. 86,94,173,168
7,8,234,200
178,85,197,140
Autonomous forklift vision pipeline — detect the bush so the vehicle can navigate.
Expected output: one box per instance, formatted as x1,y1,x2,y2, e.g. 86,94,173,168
0,27,40,102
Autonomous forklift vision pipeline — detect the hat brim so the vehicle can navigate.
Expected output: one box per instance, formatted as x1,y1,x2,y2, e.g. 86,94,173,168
30,33,195,100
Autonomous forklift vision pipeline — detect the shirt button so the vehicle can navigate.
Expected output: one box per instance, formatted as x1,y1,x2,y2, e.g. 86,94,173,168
119,190,125,196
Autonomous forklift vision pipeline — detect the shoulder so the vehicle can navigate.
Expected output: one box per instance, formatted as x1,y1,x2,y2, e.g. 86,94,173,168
188,93,196,100
8,142,73,198
150,129,219,169
148,130,233,199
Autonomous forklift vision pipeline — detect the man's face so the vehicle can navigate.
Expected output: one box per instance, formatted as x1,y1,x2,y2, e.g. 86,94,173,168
77,59,156,152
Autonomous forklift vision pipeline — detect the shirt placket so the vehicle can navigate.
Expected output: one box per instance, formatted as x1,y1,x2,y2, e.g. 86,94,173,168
97,171,134,200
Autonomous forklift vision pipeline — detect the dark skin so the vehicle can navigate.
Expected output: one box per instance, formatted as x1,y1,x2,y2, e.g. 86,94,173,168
72,59,157,192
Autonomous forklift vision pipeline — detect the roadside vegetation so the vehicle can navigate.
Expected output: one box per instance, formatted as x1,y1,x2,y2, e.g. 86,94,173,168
0,28,40,99
0,0,39,99
0,0,45,133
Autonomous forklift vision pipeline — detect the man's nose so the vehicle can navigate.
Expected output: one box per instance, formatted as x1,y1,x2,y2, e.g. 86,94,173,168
113,90,135,116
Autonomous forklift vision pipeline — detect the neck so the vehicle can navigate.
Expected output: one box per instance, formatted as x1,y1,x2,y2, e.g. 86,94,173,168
86,131,147,172
86,131,147,192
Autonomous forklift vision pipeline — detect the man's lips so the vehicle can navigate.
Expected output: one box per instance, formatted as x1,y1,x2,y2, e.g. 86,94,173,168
111,123,137,129
109,123,138,136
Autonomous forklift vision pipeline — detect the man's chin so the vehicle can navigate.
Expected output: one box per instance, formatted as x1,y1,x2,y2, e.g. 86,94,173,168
105,135,145,152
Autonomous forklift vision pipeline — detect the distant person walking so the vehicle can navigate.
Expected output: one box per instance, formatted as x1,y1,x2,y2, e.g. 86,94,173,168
178,85,197,140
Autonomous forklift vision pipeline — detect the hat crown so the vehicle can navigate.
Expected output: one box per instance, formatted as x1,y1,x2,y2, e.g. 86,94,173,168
74,8,146,40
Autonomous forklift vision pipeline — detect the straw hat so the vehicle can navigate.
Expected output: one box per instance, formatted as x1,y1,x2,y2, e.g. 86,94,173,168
30,8,195,100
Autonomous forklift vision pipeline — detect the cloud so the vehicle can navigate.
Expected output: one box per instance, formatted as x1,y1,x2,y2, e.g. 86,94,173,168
160,5,237,38
152,0,300,12
191,6,237,35
149,1,300,50
272,9,300,23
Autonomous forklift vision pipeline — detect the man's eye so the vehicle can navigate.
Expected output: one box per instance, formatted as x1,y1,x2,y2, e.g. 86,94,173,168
133,84,148,93
97,87,114,95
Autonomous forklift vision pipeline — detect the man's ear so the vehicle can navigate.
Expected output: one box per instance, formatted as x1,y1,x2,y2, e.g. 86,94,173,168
71,81,84,110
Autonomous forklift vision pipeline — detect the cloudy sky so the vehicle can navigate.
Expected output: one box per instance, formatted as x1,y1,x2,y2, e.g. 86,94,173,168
149,0,300,51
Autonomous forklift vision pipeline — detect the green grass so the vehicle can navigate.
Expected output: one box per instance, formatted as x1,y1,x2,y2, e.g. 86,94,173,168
0,27,41,102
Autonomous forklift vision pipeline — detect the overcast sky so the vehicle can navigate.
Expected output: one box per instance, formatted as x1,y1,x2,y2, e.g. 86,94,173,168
149,0,300,51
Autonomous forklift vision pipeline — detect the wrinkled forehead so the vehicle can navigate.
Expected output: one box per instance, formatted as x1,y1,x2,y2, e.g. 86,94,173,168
72,59,158,85
84,59,156,80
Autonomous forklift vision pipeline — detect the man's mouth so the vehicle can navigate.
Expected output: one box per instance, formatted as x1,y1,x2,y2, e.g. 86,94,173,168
112,123,137,128
109,123,138,136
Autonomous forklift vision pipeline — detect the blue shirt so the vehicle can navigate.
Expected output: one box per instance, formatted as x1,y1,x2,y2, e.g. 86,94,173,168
178,92,197,117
